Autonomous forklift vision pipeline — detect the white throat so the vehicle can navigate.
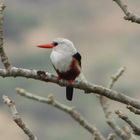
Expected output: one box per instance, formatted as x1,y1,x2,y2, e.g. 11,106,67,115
50,50,73,72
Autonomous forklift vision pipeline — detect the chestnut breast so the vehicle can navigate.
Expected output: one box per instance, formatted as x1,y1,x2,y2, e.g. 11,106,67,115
55,58,81,80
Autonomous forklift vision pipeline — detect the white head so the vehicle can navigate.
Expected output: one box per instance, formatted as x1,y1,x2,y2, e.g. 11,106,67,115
37,38,77,55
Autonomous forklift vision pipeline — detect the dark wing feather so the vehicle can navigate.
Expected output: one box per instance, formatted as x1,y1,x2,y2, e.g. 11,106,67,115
72,52,81,67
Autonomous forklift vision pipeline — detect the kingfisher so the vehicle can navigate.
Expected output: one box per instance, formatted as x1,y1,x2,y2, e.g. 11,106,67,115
37,38,81,101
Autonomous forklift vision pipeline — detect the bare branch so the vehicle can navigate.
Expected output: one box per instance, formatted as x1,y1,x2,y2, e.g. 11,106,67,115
0,2,12,70
122,126,137,140
127,105,140,115
2,95,38,140
0,67,140,111
113,0,140,24
16,88,106,140
108,66,126,89
116,110,140,136
107,133,116,140
100,66,126,118
100,66,128,139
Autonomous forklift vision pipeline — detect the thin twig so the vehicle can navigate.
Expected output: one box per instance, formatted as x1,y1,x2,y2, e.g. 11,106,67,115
116,110,140,136
100,67,128,139
113,0,140,24
16,88,106,140
2,95,38,140
0,2,12,70
107,133,116,140
122,126,137,140
0,67,140,111
108,66,126,89
100,66,126,118
127,105,140,115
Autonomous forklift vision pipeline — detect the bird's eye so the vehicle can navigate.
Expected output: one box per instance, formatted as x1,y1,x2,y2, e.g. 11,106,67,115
53,42,58,46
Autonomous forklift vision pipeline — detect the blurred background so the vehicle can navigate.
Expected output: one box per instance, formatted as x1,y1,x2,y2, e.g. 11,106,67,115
1,0,140,139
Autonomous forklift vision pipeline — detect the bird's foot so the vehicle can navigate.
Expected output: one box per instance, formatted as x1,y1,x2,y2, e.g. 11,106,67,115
37,70,47,79
56,76,61,81
67,80,73,86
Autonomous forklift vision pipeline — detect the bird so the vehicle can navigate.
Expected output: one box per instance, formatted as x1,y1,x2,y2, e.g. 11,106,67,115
37,38,81,101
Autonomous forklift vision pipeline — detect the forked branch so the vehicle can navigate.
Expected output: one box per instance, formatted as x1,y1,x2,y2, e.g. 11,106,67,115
16,88,106,140
113,0,140,24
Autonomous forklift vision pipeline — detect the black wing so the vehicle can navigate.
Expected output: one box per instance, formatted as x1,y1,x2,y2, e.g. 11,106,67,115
72,52,81,67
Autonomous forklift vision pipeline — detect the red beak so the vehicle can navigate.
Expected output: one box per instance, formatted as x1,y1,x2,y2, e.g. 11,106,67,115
37,43,54,49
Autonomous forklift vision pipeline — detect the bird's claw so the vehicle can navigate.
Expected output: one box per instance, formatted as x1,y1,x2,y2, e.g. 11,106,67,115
67,80,73,86
37,70,47,79
56,76,61,81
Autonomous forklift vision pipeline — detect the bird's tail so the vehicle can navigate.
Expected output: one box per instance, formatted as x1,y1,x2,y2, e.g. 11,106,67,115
66,87,73,101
